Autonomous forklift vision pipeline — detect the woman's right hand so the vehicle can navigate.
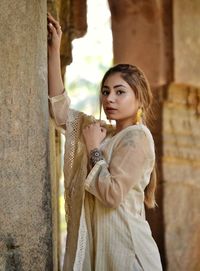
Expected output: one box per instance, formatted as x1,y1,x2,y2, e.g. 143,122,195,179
47,13,62,54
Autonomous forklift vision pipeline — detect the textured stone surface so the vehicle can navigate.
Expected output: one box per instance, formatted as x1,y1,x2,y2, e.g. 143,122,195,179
174,0,200,85
163,83,200,271
108,0,171,86
0,1,52,270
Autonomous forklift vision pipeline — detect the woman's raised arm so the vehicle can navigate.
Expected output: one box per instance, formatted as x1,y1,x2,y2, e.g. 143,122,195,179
47,12,64,97
47,13,71,127
47,13,104,129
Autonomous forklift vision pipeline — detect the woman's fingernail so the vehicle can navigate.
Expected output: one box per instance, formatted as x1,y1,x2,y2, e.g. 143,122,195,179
49,23,53,27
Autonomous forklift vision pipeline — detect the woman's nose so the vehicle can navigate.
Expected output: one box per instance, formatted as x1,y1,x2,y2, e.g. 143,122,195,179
106,93,115,103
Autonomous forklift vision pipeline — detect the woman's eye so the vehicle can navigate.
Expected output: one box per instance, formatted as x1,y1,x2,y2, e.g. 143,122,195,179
102,90,109,96
116,90,125,95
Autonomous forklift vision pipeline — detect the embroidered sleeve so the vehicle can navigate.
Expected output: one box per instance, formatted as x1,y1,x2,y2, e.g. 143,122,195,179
48,90,71,127
85,129,154,208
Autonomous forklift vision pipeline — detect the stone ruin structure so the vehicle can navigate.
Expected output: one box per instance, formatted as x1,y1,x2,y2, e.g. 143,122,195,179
1,0,200,270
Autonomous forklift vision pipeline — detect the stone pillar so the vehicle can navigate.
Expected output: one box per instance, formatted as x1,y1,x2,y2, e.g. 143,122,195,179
108,0,168,87
163,1,200,270
0,1,53,270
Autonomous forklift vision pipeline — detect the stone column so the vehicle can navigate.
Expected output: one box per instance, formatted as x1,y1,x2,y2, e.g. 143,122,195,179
163,0,200,270
108,0,168,87
0,1,53,270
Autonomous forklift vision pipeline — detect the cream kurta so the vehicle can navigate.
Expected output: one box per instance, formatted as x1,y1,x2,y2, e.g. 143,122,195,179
49,91,163,271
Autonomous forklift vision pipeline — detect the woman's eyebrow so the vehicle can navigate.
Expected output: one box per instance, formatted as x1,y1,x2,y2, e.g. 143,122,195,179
103,84,126,89
113,84,126,88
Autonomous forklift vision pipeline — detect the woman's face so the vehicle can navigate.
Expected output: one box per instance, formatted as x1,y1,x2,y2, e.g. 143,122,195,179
101,72,140,125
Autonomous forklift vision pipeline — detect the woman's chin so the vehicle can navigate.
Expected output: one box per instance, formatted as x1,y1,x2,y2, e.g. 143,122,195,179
106,116,114,120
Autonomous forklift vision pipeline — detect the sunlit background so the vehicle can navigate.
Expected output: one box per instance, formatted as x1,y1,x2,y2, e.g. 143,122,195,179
65,0,113,116
60,0,113,265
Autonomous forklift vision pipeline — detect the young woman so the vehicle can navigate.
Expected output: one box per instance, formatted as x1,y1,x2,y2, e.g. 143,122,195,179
48,13,163,271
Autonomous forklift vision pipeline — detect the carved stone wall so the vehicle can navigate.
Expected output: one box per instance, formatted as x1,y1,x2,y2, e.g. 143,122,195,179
163,84,200,271
0,1,52,270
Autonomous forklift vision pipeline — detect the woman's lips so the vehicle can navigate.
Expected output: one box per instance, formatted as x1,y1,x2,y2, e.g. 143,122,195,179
105,108,117,114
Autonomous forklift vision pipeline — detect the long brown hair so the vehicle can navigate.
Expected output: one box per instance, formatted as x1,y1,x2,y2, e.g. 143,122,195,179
100,64,157,208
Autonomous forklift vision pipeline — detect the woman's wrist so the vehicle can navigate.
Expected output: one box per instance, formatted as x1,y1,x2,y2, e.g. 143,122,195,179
89,148,104,167
48,48,61,59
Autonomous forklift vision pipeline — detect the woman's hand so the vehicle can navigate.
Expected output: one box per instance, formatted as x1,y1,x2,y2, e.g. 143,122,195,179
47,13,62,54
47,13,64,97
83,122,107,154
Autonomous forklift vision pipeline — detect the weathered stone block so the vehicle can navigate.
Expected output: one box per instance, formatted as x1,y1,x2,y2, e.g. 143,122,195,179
174,0,200,85
163,83,200,271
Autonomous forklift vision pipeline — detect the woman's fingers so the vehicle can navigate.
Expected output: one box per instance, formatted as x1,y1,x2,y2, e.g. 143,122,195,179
47,13,62,34
101,127,106,133
47,12,57,23
48,23,57,36
83,123,106,136
99,120,106,127
84,121,105,130
48,22,62,46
